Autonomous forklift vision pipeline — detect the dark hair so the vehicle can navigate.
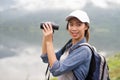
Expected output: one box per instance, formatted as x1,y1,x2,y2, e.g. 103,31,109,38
84,22,90,42
66,22,90,42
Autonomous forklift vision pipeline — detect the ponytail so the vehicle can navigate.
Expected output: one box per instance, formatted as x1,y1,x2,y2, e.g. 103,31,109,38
85,23,90,42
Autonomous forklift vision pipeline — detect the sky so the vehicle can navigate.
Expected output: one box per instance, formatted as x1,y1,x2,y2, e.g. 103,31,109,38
0,0,120,12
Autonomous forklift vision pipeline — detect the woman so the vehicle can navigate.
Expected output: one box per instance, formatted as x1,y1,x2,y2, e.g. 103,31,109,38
41,10,92,80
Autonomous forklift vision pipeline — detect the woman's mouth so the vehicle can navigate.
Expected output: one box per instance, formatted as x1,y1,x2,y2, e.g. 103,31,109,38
71,32,78,37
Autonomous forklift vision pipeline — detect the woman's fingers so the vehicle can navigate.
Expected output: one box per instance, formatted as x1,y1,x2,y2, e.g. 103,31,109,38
43,22,53,33
42,22,53,42
42,22,53,37
47,22,53,31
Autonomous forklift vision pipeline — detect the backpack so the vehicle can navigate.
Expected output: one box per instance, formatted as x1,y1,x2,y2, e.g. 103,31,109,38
73,43,110,80
45,40,110,80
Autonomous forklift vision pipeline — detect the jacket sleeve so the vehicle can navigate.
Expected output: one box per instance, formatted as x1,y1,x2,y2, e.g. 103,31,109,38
40,49,63,63
49,46,92,76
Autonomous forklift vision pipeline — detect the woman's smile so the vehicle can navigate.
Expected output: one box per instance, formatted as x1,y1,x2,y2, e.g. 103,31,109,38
71,31,79,37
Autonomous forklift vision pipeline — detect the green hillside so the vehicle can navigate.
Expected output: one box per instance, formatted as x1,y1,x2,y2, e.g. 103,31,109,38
0,6,120,57
0,8,120,52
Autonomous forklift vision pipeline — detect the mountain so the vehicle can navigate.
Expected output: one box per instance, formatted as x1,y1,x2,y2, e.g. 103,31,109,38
0,5,120,58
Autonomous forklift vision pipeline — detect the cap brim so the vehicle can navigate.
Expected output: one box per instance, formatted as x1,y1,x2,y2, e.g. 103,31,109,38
66,16,79,21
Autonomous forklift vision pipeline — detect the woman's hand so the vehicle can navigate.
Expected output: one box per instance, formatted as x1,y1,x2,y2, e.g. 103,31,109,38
42,22,57,67
42,22,53,43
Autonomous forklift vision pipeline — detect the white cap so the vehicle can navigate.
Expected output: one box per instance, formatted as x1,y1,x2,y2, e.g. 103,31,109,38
66,10,90,24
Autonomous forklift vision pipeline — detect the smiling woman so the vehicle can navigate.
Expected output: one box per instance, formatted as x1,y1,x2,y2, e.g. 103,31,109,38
40,10,91,80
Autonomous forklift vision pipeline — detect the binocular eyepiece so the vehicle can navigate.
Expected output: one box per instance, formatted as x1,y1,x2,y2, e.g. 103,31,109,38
40,22,59,30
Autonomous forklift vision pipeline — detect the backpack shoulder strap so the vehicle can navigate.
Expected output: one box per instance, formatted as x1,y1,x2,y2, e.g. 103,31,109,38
79,43,96,80
61,39,72,54
79,43,96,52
71,43,96,80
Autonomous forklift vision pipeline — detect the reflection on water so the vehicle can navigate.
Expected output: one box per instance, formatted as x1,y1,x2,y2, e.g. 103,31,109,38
0,44,16,58
0,45,47,80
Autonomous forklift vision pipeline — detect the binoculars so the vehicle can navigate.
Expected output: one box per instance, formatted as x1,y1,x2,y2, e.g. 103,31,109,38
40,22,59,30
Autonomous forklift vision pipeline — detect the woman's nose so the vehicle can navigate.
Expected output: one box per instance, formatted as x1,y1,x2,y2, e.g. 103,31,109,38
72,26,77,30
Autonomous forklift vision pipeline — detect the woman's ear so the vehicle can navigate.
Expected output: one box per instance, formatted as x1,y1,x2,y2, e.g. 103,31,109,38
84,23,89,30
84,25,88,30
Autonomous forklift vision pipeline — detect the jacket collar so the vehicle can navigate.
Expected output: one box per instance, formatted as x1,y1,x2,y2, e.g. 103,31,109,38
66,38,87,51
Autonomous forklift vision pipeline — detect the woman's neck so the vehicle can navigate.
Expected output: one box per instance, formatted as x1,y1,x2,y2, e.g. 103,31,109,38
72,37,83,45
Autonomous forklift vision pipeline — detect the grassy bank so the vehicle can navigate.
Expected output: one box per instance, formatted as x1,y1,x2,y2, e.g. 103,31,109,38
107,52,120,80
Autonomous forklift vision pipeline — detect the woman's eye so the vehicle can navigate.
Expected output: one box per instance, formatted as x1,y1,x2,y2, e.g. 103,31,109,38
69,23,73,26
69,23,83,27
77,23,82,26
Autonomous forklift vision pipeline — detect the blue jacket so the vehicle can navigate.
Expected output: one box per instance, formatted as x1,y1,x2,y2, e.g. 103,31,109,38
41,38,92,80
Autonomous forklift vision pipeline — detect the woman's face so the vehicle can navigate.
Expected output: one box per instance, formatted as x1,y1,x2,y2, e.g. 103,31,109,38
68,17,88,41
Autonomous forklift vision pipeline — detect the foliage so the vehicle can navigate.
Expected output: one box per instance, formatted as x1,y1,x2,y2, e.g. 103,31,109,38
50,77,57,80
107,52,120,80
